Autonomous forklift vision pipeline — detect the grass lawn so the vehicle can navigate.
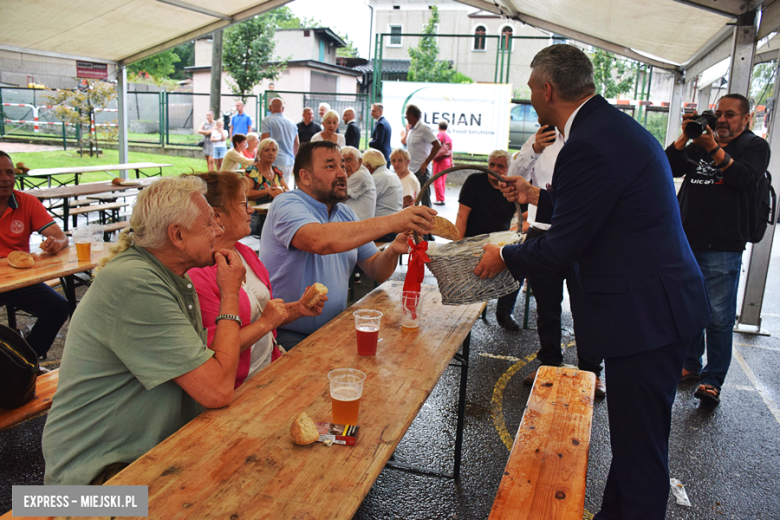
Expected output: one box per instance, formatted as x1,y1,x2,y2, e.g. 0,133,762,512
12,149,209,185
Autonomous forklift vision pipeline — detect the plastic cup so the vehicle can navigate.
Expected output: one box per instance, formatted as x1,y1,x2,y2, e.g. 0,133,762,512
328,368,366,425
401,291,424,332
73,228,92,262
89,224,105,252
354,309,382,356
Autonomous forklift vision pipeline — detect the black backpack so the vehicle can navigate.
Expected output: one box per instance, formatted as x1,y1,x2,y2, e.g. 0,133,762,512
0,324,40,409
747,170,777,243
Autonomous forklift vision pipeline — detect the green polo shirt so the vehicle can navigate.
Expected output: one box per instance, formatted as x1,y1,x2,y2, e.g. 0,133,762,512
42,245,214,485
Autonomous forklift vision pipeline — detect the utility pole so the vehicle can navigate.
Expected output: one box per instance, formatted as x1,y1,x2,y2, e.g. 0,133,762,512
210,29,223,118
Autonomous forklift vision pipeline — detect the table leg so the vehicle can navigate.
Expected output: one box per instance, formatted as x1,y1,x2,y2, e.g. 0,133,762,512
61,275,77,316
63,197,71,232
385,331,471,480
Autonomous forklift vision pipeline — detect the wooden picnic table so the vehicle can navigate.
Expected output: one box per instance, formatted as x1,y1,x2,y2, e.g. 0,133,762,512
250,202,272,215
16,162,172,190
0,243,113,314
10,281,483,520
33,178,156,231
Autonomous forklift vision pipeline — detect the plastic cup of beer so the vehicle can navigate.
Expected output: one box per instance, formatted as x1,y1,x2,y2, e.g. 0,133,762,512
401,291,424,332
73,228,92,262
89,224,105,252
354,309,382,356
328,368,366,425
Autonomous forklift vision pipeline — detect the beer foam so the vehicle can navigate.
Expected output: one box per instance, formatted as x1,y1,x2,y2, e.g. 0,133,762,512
331,387,360,401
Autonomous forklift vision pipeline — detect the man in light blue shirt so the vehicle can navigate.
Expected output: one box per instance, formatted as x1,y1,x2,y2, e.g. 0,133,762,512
230,100,252,137
260,140,437,350
261,98,299,188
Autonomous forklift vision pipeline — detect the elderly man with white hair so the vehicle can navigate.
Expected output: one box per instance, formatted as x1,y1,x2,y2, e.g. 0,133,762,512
363,148,403,242
343,107,360,148
42,176,247,486
342,146,376,221
455,149,524,331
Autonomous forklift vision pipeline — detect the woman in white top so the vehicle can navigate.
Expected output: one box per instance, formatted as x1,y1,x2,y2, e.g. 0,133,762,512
390,148,420,208
311,109,346,147
210,120,229,170
197,109,216,171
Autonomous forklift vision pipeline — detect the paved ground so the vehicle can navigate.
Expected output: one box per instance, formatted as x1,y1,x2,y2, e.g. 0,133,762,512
0,142,65,153
2,182,780,519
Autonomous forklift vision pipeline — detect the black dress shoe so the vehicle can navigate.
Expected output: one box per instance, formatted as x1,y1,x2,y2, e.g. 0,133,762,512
496,312,520,331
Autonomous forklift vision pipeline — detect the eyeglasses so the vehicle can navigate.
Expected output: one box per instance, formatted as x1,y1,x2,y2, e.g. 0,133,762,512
714,111,745,119
238,198,249,210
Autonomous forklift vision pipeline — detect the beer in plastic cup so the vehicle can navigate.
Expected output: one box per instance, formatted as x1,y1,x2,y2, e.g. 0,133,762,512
328,368,366,425
401,291,424,332
353,309,382,355
73,228,92,262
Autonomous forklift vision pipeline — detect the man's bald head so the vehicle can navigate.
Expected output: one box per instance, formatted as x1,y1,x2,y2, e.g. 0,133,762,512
270,98,285,113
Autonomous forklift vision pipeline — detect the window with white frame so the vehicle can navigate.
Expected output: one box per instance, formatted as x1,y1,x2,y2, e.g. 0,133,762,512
473,25,486,51
500,25,513,52
389,25,403,46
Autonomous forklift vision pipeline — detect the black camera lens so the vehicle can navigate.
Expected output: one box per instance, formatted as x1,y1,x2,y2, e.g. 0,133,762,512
684,110,718,139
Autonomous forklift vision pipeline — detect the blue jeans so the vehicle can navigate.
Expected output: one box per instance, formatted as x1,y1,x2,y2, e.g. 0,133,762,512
3,282,70,358
276,328,309,351
684,250,741,390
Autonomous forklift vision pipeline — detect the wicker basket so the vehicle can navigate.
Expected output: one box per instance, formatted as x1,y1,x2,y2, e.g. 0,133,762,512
413,165,524,306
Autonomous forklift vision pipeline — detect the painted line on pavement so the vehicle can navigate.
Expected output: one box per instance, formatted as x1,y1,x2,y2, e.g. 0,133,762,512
733,345,780,428
735,342,780,353
479,353,524,362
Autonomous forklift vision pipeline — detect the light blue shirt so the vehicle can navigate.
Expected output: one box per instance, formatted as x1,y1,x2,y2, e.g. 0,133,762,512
259,190,378,335
260,113,297,166
371,165,404,217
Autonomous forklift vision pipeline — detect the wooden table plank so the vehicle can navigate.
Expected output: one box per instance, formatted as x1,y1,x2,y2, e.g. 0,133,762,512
0,244,112,293
488,366,596,520
31,178,156,200
37,281,482,520
24,163,172,177
250,202,272,215
0,370,59,431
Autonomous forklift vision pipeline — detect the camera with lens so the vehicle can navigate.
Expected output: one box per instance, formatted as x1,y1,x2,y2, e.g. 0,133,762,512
684,110,718,139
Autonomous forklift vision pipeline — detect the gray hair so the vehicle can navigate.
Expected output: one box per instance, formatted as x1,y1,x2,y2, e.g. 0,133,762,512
246,132,259,143
98,176,206,270
322,110,340,125
530,44,596,103
488,149,512,167
341,146,362,161
362,149,386,169
372,103,383,111
342,106,355,117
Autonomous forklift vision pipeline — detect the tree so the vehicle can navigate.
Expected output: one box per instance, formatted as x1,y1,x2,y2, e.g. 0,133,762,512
590,49,634,98
407,6,472,83
171,42,195,80
336,33,359,58
46,80,117,157
223,14,286,101
750,62,776,107
127,50,180,85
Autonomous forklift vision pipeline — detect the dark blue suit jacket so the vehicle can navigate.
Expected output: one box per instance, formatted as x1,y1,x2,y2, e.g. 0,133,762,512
503,96,711,360
369,116,392,164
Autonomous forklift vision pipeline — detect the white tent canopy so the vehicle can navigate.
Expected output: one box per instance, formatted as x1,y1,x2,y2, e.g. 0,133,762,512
455,0,780,72
0,0,290,65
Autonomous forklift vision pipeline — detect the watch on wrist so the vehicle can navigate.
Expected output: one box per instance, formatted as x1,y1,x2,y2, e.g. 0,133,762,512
715,152,732,169
215,314,242,326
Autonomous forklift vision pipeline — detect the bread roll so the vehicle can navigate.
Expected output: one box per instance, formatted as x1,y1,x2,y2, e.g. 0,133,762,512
430,216,460,241
111,177,124,185
302,283,328,309
290,412,319,445
8,251,34,269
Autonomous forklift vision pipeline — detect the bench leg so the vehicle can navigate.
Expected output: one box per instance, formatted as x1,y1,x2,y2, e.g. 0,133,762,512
523,284,532,329
61,275,78,317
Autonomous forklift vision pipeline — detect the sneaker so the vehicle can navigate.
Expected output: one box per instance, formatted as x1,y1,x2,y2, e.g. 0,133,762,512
496,312,520,331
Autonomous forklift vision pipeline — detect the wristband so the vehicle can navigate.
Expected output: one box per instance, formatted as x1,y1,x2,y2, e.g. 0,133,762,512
215,314,242,326
715,152,732,169
707,145,721,156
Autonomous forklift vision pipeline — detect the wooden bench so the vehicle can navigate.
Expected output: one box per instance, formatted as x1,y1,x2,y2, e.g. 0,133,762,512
65,220,129,237
87,190,139,202
67,201,129,228
488,366,596,520
0,369,59,431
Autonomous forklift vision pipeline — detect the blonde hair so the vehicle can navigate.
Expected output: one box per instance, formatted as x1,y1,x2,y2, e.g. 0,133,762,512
390,148,410,162
258,137,278,154
362,149,386,169
97,176,207,271
322,110,340,125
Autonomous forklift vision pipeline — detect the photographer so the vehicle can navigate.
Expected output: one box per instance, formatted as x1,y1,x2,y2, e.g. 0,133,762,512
665,94,770,406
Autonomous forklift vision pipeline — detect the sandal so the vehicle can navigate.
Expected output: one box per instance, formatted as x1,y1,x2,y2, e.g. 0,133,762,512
694,384,721,405
680,368,701,383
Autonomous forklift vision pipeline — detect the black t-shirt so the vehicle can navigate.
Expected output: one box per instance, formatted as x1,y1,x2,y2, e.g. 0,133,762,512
459,173,518,237
297,121,322,143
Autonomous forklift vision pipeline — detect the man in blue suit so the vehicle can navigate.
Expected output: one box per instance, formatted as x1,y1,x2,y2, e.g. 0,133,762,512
475,45,711,519
369,103,392,166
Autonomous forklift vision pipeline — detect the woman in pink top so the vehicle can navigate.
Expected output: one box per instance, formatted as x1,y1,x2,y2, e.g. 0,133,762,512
432,121,453,205
188,172,326,387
